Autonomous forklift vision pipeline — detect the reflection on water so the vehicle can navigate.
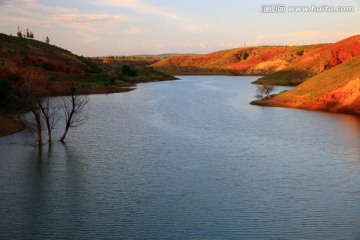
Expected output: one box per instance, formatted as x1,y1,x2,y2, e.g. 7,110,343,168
0,76,360,239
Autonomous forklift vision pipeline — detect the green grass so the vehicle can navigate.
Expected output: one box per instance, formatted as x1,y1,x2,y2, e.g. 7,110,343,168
0,33,72,55
124,66,175,81
253,69,312,85
278,56,360,101
82,74,113,85
0,33,102,73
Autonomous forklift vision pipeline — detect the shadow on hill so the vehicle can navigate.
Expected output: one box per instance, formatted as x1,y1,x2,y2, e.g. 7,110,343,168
252,70,311,86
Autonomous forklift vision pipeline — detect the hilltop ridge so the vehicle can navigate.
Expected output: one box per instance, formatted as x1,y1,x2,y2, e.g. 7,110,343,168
0,33,175,101
152,44,327,75
251,56,360,116
152,34,360,116
0,33,175,136
253,35,360,85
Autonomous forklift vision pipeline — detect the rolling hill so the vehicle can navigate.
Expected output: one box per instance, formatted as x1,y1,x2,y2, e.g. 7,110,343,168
0,33,122,99
251,56,360,116
0,33,175,104
253,35,360,85
152,34,360,115
152,44,327,75
0,33,175,136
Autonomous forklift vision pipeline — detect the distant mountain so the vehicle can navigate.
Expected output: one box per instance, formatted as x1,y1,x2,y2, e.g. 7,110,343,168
151,34,360,116
100,53,194,60
152,35,360,87
253,35,360,85
251,56,360,116
152,44,327,75
132,53,194,58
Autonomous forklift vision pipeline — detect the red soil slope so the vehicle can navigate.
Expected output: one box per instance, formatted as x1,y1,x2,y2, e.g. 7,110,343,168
254,35,360,85
251,56,360,116
152,44,326,75
0,34,95,94
291,35,360,72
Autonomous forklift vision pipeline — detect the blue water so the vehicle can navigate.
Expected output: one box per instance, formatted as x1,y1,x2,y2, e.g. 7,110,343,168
0,76,360,239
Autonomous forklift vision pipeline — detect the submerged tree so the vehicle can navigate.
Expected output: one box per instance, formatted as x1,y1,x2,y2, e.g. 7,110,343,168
19,68,89,145
27,107,44,145
60,82,88,142
255,85,275,100
20,81,46,145
24,103,44,145
20,81,58,145
38,93,58,143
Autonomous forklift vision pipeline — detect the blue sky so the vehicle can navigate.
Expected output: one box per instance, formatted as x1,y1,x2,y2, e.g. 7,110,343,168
0,0,359,56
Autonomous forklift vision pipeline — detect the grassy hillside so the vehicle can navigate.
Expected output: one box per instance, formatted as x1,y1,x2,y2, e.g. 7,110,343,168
254,35,360,85
0,33,175,106
0,33,175,136
251,56,360,116
86,58,176,84
152,44,326,75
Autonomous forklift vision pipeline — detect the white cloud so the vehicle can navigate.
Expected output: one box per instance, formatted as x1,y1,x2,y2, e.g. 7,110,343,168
55,14,132,24
0,0,73,17
1,0,133,25
199,42,207,49
0,0,135,44
75,30,101,44
184,23,210,33
183,44,194,49
125,27,146,35
157,43,165,49
0,15,41,25
91,0,179,19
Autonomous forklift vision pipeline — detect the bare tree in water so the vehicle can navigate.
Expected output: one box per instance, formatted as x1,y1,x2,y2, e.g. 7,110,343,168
20,72,88,144
20,81,46,145
60,82,88,142
38,94,58,143
24,105,44,145
20,81,58,145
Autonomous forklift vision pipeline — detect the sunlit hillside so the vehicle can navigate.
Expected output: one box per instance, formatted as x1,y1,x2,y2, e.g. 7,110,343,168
252,55,360,116
254,35,360,85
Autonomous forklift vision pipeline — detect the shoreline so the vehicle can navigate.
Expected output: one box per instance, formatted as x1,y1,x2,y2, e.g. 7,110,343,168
250,98,360,117
0,76,178,138
0,116,26,138
3,75,359,138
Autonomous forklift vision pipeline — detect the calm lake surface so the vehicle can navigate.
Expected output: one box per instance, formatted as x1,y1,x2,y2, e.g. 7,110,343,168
1,76,360,239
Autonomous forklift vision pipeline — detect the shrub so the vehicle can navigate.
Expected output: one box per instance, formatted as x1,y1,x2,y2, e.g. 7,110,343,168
255,85,275,100
121,65,137,76
42,62,53,71
0,79,19,106
296,50,304,56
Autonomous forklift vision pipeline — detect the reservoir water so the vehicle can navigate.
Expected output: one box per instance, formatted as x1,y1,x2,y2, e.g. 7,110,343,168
0,76,360,239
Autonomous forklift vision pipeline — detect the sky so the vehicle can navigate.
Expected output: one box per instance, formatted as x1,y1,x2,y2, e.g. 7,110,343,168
0,0,359,56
